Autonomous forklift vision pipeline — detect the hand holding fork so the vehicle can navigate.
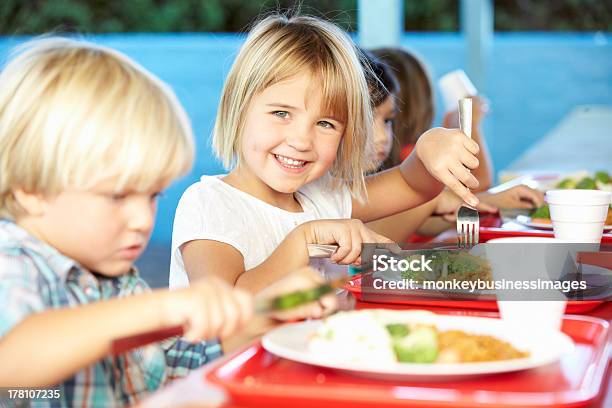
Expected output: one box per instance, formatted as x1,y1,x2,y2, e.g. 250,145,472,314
456,98,480,248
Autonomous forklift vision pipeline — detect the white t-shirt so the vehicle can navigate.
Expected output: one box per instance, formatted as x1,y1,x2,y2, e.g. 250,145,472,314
169,174,352,288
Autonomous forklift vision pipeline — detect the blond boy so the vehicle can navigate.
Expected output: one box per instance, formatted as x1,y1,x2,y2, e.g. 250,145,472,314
0,38,259,407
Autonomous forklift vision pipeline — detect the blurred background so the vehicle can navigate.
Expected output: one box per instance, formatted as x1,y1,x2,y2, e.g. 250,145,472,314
1,0,610,286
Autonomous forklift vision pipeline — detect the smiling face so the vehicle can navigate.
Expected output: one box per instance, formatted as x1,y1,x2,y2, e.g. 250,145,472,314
369,95,397,171
19,178,163,277
237,70,345,196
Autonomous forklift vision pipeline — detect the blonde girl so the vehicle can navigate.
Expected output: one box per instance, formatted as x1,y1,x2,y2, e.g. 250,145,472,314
171,14,482,292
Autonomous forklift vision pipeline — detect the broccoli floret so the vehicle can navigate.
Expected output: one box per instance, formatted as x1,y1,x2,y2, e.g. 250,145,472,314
402,251,489,282
576,177,597,190
421,251,452,277
595,171,611,184
531,204,550,219
400,254,429,280
400,268,418,280
386,323,410,339
446,253,486,277
556,178,576,189
392,326,438,363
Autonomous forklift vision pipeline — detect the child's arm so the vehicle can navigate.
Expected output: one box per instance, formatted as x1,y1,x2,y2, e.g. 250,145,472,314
366,195,440,242
443,96,493,191
0,278,252,387
221,267,338,353
366,188,498,242
182,219,394,292
369,185,543,241
478,184,545,209
353,127,481,223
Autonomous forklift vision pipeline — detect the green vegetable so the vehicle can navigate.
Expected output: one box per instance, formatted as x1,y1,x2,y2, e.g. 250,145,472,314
556,178,576,189
271,285,332,310
386,323,410,339
575,177,597,190
594,171,611,184
392,326,438,363
400,251,489,282
531,204,550,219
401,270,419,280
441,252,487,278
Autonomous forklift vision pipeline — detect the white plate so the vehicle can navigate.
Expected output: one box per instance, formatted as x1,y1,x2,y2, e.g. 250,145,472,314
515,215,612,232
262,311,575,381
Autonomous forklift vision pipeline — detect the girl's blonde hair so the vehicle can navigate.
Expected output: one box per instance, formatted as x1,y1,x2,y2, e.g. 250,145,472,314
0,37,194,219
212,14,373,199
372,47,434,169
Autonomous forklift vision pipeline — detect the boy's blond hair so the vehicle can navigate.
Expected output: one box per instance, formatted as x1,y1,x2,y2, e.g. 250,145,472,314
212,14,374,199
0,37,194,219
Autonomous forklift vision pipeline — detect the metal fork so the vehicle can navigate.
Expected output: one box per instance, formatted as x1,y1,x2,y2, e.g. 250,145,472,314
456,97,479,248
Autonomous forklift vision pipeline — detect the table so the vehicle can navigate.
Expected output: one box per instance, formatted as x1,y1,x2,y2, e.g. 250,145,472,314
140,299,611,408
141,105,612,405
500,105,612,181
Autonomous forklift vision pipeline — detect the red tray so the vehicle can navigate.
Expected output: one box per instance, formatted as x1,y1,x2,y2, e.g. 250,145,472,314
480,227,612,244
206,314,610,408
345,275,606,313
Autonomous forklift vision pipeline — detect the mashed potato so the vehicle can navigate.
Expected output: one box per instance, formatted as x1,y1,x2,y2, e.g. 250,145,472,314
308,310,529,365
309,310,396,365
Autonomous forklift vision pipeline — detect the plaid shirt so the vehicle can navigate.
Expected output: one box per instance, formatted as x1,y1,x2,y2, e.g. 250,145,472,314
0,220,222,407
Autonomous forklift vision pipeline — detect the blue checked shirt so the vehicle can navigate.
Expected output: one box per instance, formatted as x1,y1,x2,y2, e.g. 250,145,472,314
0,220,223,407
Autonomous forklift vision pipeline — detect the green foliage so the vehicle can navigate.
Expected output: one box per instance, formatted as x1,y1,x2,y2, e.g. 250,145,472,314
0,0,358,34
0,0,609,34
495,0,612,32
405,0,458,31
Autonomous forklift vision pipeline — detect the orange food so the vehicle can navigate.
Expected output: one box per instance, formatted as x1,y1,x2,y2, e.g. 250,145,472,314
531,218,552,225
437,330,529,363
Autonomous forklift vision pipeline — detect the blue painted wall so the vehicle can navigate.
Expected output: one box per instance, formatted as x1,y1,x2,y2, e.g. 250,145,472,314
1,32,610,244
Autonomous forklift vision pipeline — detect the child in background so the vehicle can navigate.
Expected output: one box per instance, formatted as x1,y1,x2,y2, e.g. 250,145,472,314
372,47,494,190
0,38,334,407
362,49,544,242
363,50,400,170
171,14,483,293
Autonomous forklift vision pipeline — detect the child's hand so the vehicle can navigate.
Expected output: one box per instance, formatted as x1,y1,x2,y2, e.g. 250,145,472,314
415,127,480,206
302,219,398,265
480,185,545,210
256,267,338,321
163,276,253,342
434,190,498,222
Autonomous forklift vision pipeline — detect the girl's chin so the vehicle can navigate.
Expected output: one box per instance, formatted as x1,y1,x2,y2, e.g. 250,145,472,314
264,172,314,193
267,180,302,194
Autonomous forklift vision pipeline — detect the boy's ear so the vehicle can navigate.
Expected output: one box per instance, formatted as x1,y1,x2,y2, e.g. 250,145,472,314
12,188,48,216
